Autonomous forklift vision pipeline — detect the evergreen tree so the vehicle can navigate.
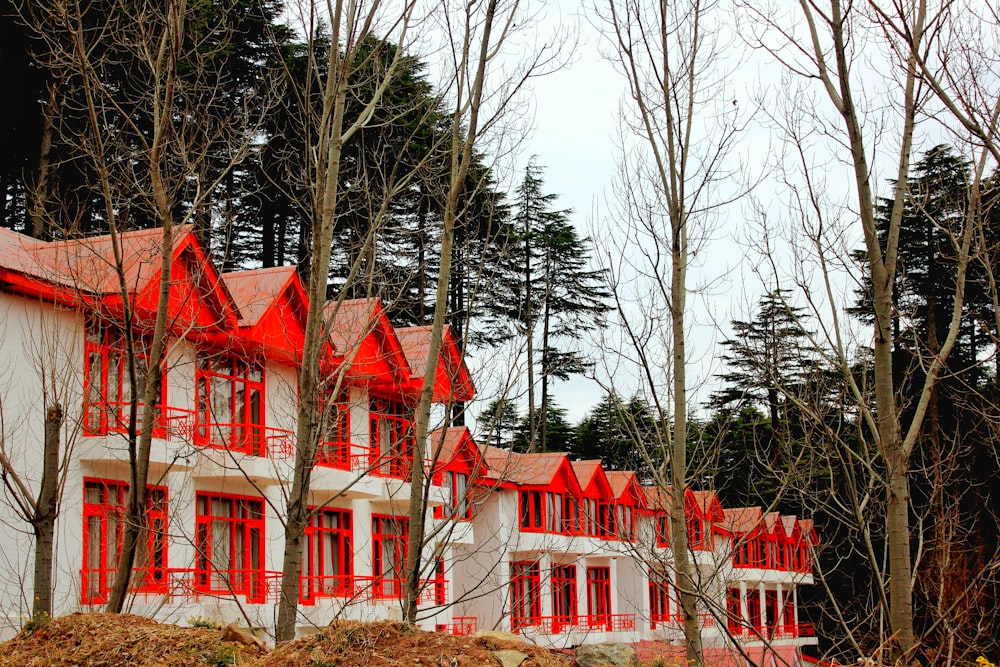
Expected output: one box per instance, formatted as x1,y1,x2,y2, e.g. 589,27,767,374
480,398,521,450
487,160,609,452
512,400,576,454
575,392,658,472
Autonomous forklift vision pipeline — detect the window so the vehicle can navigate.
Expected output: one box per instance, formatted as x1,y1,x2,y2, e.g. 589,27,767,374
82,479,167,604
372,515,408,598
433,556,447,605
195,492,265,602
727,588,744,635
510,561,541,631
654,513,670,548
315,392,352,469
586,566,612,628
598,503,615,538
440,471,472,520
615,504,633,540
562,495,580,534
196,357,265,455
84,321,166,437
648,569,673,629
582,498,599,536
747,589,762,632
688,516,706,550
552,564,578,630
302,508,352,602
370,398,413,478
545,492,563,532
519,490,543,531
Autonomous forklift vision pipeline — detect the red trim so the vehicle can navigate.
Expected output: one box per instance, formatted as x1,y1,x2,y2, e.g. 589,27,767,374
195,356,267,456
300,507,353,604
371,514,409,599
194,491,266,603
510,560,541,631
81,478,168,605
586,566,612,627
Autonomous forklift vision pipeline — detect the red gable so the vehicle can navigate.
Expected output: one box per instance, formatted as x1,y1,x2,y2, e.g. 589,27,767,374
396,325,475,403
607,470,647,509
571,460,613,501
323,298,410,390
0,226,238,335
222,266,306,363
484,449,582,495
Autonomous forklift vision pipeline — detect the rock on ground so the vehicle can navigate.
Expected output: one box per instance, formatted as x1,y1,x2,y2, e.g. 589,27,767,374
574,642,640,667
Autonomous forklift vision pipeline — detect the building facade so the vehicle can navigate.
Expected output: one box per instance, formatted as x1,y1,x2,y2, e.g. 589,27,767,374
0,226,817,664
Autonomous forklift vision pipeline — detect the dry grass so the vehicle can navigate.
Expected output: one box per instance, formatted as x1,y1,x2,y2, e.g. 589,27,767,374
257,619,575,667
0,615,576,667
0,613,266,667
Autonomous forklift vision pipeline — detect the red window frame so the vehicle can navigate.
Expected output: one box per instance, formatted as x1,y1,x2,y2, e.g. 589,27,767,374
519,490,544,531
370,398,414,478
84,321,167,438
510,560,541,631
81,478,167,604
586,566,612,627
562,495,580,534
648,569,673,629
655,513,670,547
434,556,447,605
552,564,578,628
688,515,709,550
315,391,352,469
437,470,473,520
195,356,265,456
301,507,353,603
615,504,634,541
727,588,745,635
195,492,265,603
372,514,409,598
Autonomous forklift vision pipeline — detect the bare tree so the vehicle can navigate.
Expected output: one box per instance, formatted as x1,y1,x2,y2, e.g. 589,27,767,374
593,0,746,662
272,0,423,641
400,0,569,622
22,0,268,612
736,0,1000,659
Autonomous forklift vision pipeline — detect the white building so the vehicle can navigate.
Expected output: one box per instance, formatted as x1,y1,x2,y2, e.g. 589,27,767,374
0,226,818,664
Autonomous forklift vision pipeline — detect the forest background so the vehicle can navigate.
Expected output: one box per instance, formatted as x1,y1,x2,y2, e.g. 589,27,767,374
2,0,1000,665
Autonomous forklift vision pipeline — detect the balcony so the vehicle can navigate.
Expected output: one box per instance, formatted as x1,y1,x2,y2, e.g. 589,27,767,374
298,574,447,606
729,622,816,640
83,402,196,441
315,440,373,471
436,617,477,636
651,613,717,630
514,613,636,635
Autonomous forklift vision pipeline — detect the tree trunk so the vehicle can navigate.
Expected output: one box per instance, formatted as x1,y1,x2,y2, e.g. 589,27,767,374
31,403,62,618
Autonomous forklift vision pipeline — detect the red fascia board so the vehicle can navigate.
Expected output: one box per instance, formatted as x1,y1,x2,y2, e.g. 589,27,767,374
0,268,88,309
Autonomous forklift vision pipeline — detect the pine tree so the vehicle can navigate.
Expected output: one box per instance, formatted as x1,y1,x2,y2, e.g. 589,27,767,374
487,160,609,452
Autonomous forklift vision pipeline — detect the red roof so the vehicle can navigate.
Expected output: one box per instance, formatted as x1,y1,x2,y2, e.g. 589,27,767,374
720,506,764,535
396,325,475,402
222,266,299,327
323,298,410,386
484,449,580,493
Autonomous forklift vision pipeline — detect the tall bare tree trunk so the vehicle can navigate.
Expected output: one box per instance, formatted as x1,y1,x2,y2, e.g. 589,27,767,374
31,403,62,618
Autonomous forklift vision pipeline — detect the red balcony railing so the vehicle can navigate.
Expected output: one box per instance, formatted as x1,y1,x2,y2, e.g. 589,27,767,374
84,402,196,440
315,440,373,471
516,614,636,634
436,617,478,636
729,622,814,639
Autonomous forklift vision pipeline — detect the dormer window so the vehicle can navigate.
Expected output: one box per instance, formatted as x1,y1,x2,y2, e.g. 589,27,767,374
195,356,265,456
